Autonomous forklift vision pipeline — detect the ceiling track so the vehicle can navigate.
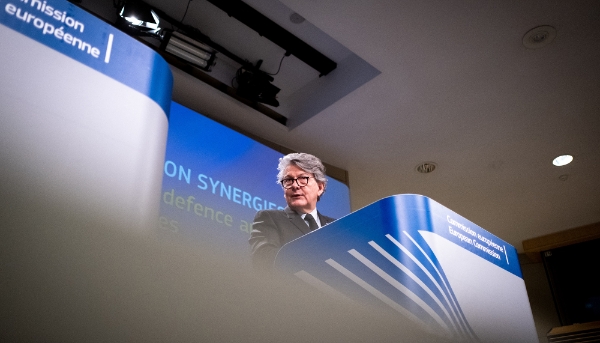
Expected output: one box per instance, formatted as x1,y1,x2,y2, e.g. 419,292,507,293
205,0,337,77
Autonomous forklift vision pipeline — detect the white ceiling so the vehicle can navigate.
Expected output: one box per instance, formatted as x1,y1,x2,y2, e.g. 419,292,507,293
86,0,600,253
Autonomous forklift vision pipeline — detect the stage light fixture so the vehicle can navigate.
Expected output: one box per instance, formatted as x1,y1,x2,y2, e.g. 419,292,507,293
235,61,280,107
118,1,160,35
160,31,216,71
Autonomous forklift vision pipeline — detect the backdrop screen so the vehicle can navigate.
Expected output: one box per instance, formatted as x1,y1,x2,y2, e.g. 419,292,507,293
158,102,351,263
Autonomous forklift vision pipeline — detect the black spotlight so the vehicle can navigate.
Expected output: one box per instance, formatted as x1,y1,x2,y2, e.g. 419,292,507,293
235,60,280,107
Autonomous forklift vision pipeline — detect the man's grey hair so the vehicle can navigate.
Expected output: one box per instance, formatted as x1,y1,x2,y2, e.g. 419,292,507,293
277,153,327,196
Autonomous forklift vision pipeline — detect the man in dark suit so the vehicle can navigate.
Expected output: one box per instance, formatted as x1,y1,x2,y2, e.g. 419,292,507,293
249,153,336,271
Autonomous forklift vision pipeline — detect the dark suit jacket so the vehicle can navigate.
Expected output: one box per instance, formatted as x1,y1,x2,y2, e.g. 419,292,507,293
249,207,336,271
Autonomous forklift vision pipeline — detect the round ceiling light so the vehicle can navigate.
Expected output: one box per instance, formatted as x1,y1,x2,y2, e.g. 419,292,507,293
523,25,557,49
553,155,573,166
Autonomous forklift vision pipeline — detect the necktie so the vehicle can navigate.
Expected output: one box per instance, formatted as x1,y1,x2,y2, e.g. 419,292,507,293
305,213,319,231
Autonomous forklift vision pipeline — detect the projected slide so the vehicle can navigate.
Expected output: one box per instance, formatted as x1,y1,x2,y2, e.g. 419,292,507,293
159,102,351,261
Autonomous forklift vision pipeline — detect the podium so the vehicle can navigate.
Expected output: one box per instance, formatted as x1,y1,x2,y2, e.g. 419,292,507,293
0,0,171,232
276,194,538,343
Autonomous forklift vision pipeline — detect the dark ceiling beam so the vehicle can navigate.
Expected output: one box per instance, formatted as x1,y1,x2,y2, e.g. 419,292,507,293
205,0,337,76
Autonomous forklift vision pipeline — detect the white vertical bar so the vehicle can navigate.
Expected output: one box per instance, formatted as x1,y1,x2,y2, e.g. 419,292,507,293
104,34,114,63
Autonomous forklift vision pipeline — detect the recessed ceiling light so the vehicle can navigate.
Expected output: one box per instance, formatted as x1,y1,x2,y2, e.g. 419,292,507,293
523,25,556,49
289,13,305,24
553,155,573,166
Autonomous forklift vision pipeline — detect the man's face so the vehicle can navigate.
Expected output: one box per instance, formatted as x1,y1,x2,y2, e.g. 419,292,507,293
282,164,324,214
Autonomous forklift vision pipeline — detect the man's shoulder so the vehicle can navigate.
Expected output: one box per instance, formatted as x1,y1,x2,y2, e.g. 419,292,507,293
318,212,336,224
254,208,289,219
256,208,288,214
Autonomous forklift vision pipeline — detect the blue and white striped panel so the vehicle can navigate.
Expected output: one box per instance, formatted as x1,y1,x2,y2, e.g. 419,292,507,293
292,230,479,341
